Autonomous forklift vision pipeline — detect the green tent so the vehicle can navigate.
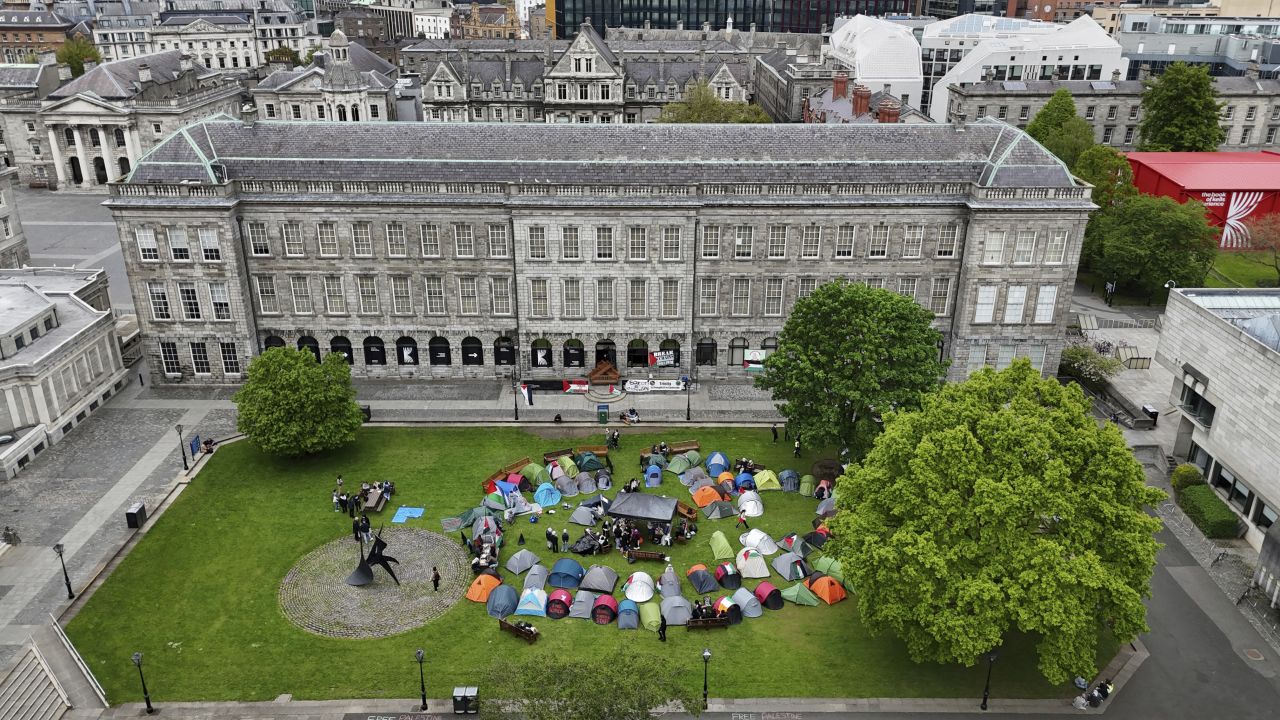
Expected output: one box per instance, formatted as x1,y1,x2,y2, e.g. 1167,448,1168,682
575,452,605,472
780,583,820,606
667,454,693,475
812,556,845,584
639,601,662,631
521,462,551,486
754,470,782,491
799,474,816,497
709,530,734,561
681,450,701,466
556,455,580,478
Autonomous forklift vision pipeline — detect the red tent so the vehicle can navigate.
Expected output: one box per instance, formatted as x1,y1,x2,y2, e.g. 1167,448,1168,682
754,581,783,610
1127,151,1280,249
547,589,573,619
592,594,619,624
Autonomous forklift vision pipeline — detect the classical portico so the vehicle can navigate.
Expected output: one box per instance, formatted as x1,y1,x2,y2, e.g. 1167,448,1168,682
40,98,143,188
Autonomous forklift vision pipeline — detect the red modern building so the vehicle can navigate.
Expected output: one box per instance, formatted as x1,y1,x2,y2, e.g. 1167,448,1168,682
1127,152,1280,249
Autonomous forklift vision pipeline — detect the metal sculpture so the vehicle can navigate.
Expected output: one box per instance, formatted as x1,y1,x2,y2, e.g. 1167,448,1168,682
346,527,400,586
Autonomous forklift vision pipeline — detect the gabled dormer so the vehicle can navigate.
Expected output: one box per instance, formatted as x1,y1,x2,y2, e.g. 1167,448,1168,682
427,62,462,101
548,22,618,79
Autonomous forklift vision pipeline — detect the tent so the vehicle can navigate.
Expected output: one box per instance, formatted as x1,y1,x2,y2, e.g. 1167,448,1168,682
548,463,567,483
658,565,681,598
645,465,663,487
521,462,549,486
778,469,800,492
524,564,549,590
802,531,829,549
440,504,498,534
483,491,507,512
485,584,518,618
706,451,729,476
681,466,708,487
569,532,605,555
714,562,742,590
754,470,782,492
680,450,701,466
466,575,501,602
645,452,668,470
576,472,597,494
569,590,597,619
703,500,736,520
714,595,743,625
812,556,845,584
569,506,597,526
781,533,815,559
495,478,519,496
548,558,585,588
623,571,656,602
815,497,838,518
618,599,640,630
686,564,719,594
805,575,848,605
507,492,534,515
592,594,619,624
555,474,580,499
667,453,693,475
709,530,734,560
581,564,619,593
579,493,611,511
799,474,816,497
546,588,573,619
505,549,540,574
717,471,736,487
737,491,764,518
660,596,692,625
595,470,613,491
575,452,604,472
781,582,820,606
533,482,561,507
689,475,716,493
609,493,677,522
735,471,756,491
556,455,580,478
515,587,548,616
737,548,770,578
754,581,783,610
639,601,662,631
772,552,810,581
731,587,764,618
692,486,722,508
739,529,779,555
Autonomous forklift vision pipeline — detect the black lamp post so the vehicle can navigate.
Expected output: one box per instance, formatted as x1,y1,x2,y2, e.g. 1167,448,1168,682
175,424,188,471
702,647,711,710
131,652,154,714
53,543,74,600
980,650,998,711
684,369,692,422
415,648,427,711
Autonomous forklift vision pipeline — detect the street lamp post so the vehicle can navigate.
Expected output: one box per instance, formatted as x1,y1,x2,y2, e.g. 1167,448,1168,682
53,544,74,600
684,372,692,422
980,651,998,711
131,652,154,714
415,648,427,711
702,647,712,710
512,375,520,421
175,424,188,471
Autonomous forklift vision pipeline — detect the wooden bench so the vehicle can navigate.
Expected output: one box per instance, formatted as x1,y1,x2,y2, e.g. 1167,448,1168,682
575,445,609,457
669,441,701,454
676,501,698,521
542,448,574,463
498,619,539,644
485,456,534,486
625,550,669,564
687,616,730,631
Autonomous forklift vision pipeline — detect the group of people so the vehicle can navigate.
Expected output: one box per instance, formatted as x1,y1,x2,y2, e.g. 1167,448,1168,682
1072,679,1115,709
691,596,725,620
330,475,395,518
619,408,641,425
605,429,621,449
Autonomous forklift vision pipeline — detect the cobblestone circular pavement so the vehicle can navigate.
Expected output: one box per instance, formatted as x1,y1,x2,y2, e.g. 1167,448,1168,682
279,528,471,639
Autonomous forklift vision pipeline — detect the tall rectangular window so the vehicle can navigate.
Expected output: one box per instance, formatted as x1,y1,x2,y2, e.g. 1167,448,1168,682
424,277,445,314
488,225,509,258
282,223,303,256
168,228,190,261
798,278,817,297
459,277,479,314
1034,285,1058,323
596,227,614,260
190,342,211,374
995,344,1016,370
1013,230,1036,264
734,226,753,258
974,285,996,323
1024,344,1047,372
357,276,378,313
869,226,889,258
701,226,720,258
596,279,615,316
318,223,338,256
324,276,346,314
983,230,1005,264
929,277,951,315
290,276,312,314
562,227,580,259
898,277,918,300
453,224,474,257
209,282,230,319
1003,285,1027,323
528,226,548,259
136,228,159,261
936,224,958,258
419,225,440,256
835,226,855,258
147,281,170,319
220,342,240,374
352,223,372,256
966,344,987,375
661,279,679,316
767,226,787,258
628,227,648,260
178,282,200,319
159,341,180,374
491,277,512,315
391,276,412,314
629,279,646,316
662,227,681,260
1045,230,1067,264
256,276,278,314
386,223,407,257
864,277,886,290
530,278,549,317
732,279,751,315
247,221,269,255
764,278,784,315
563,278,581,316
699,278,718,315
801,226,821,258
903,225,924,258
199,227,221,261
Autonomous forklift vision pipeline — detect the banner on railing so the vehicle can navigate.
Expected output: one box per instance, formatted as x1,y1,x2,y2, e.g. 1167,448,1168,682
624,379,685,393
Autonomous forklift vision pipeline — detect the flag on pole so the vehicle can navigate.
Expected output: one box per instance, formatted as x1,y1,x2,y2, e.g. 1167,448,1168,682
519,383,533,405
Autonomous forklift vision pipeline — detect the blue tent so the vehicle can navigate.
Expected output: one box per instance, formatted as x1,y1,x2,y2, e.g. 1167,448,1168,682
549,557,586,588
485,584,518,619
617,599,640,630
735,471,756,490
515,587,548,616
645,465,663,487
778,469,800,492
534,482,561,507
495,479,519,496
706,451,728,476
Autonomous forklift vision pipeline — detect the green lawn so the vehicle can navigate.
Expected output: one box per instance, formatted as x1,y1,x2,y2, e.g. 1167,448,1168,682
67,427,1110,703
1206,250,1278,288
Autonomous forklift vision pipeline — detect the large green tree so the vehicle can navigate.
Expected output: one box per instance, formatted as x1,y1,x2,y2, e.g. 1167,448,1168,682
828,361,1165,683
1243,212,1280,286
656,80,771,123
1025,88,1094,168
1072,145,1136,211
232,347,364,457
1138,63,1224,151
56,36,103,77
1090,193,1219,300
756,280,947,459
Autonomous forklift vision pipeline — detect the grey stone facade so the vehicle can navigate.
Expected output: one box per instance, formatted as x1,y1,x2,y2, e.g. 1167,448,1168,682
105,117,1092,388
0,167,29,267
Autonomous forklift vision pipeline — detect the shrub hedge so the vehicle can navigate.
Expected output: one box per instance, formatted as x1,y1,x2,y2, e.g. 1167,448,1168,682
1177,484,1240,539
1171,463,1206,493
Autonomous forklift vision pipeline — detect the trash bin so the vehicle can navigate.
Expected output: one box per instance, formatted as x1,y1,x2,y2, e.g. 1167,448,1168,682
1142,404,1159,426
453,686,479,714
360,405,372,422
597,404,609,425
126,502,147,529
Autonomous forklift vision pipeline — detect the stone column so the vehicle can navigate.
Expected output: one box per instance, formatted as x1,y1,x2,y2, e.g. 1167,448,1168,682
124,125,142,165
46,126,68,187
101,125,118,182
71,125,91,187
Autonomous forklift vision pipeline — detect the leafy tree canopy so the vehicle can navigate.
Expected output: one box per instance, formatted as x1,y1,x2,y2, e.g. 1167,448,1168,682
828,361,1165,683
1025,88,1079,144
1073,145,1137,211
232,347,364,457
1138,63,1224,151
1040,115,1095,170
1090,193,1219,299
1058,344,1125,386
1243,212,1280,286
656,80,771,123
756,280,947,458
56,36,102,77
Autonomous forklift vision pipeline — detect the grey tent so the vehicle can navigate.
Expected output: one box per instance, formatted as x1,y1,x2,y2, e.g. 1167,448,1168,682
731,587,764,618
579,494,611,512
440,504,499,533
485,584,518,619
483,494,507,512
702,500,737,520
681,466,709,486
576,471,597,494
581,564,619,594
505,549,541,574
686,566,718,594
658,565,681,598
816,496,837,517
596,470,613,490
618,599,640,630
778,469,800,492
556,474,580,498
660,595,692,625
569,590,597,619
569,506,597,526
772,552,810,581
608,493,678,523
524,564,549,590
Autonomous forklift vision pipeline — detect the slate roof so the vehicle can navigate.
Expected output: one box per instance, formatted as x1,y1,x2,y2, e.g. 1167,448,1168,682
0,64,43,90
0,11,73,28
124,118,1081,190
960,76,1280,96
48,50,216,101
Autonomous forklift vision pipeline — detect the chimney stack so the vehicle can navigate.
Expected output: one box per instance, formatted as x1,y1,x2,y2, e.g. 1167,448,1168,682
832,71,848,100
952,111,967,132
56,63,72,81
179,54,192,72
878,99,901,124
1246,62,1260,79
852,84,871,116
1139,63,1151,81
241,102,258,128
83,61,98,74
137,63,151,83
1111,68,1121,82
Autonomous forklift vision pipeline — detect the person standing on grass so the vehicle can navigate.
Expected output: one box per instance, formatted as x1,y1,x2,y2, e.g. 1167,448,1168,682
794,438,801,458
658,612,667,642
432,566,441,592
561,527,570,552
360,514,372,543
736,511,750,530
332,490,340,512
771,424,778,443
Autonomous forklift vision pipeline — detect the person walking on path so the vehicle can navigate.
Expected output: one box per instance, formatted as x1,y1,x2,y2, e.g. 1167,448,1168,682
332,490,340,512
432,567,441,592
352,516,362,544
658,613,667,642
793,439,801,458
771,424,778,443
360,514,372,543
735,511,750,530
561,528,570,552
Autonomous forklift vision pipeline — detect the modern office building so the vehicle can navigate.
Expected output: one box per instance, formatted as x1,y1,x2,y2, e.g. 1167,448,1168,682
1115,14,1280,79
545,0,912,39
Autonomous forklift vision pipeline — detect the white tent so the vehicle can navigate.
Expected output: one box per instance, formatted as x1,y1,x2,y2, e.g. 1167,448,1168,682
623,571,656,602
730,587,764,618
736,548,770,578
739,528,779,555
737,490,764,518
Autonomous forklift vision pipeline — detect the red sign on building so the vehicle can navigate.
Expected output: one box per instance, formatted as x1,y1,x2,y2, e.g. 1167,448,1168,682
1126,152,1280,249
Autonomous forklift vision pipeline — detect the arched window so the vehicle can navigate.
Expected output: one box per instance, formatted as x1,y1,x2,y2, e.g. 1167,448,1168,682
658,338,680,366
330,336,353,364
564,338,585,368
531,338,553,367
729,337,748,367
696,337,717,366
494,336,516,366
337,105,347,121
396,336,418,365
296,335,319,362
363,336,386,365
264,335,286,349
114,127,126,148
63,127,74,146
351,104,360,121
762,337,778,351
428,336,451,365
461,336,484,365
595,339,616,366
627,339,649,368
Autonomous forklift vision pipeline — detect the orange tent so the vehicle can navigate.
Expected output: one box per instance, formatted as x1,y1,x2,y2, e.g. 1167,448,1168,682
692,485,722,508
686,563,707,576
805,575,847,605
717,471,736,484
466,574,501,602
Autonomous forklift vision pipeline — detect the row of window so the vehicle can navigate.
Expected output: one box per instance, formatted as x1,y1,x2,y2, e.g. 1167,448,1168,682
263,102,380,121
9,314,56,351
980,229,1068,266
972,284,1058,325
964,343,1049,375
1194,445,1277,531
158,340,242,376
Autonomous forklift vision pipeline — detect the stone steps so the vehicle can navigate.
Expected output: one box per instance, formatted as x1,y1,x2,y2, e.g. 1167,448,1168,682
0,646,69,720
